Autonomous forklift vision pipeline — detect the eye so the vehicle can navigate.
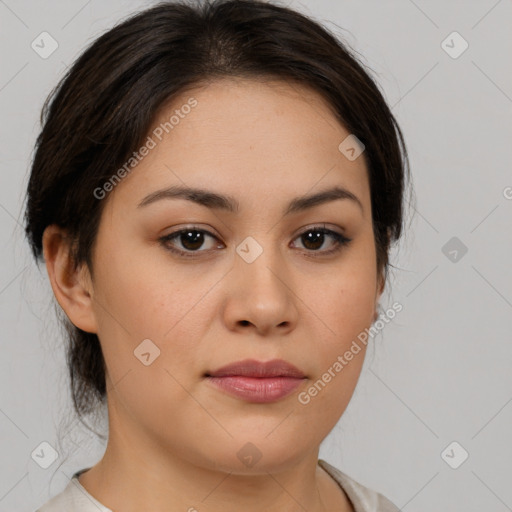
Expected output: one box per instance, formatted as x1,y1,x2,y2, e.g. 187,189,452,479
159,227,223,258
291,225,352,256
159,225,352,258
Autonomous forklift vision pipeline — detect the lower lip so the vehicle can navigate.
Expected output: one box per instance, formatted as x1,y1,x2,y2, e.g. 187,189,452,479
205,376,305,403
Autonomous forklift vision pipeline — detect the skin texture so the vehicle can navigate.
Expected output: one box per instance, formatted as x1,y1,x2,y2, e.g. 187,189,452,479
43,77,385,512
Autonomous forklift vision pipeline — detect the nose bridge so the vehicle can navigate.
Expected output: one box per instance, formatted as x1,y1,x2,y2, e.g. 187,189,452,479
234,233,285,291
226,232,298,333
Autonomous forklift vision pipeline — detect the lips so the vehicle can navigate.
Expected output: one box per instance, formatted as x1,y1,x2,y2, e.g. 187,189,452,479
204,359,307,403
205,358,306,378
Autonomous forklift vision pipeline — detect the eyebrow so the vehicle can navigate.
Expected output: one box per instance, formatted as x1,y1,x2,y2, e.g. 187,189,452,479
137,184,363,215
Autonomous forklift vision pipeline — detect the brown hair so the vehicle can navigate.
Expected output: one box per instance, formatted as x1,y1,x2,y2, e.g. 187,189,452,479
24,0,412,424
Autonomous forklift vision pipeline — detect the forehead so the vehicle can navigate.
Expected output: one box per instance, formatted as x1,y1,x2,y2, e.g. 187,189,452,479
104,77,370,215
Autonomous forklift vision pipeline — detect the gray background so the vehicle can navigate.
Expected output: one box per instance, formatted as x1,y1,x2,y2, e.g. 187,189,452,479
1,0,511,510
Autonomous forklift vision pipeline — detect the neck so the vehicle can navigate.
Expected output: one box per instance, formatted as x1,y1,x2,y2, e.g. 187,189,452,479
77,398,353,512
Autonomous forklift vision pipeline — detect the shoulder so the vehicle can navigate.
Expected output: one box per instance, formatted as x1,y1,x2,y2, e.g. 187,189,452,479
35,471,112,512
318,459,400,512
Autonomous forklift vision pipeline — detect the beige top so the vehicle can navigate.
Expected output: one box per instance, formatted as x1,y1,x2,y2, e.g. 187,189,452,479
36,459,400,512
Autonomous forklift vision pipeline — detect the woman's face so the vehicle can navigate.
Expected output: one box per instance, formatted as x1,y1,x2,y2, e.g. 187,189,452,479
76,78,383,472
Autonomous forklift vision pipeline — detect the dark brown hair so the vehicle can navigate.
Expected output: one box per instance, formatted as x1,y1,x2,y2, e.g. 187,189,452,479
24,0,412,424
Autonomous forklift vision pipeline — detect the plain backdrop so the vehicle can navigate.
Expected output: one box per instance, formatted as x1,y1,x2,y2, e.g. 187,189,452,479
1,1,511,511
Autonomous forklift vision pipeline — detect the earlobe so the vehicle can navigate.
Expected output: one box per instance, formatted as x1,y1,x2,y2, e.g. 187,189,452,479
373,272,386,322
377,279,385,303
42,225,98,333
377,271,386,298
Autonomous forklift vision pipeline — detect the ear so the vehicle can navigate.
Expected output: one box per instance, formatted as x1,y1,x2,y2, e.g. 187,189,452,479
376,270,385,299
42,225,98,333
373,270,386,322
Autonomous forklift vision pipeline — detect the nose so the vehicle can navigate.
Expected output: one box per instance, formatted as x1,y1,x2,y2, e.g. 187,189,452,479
221,240,299,336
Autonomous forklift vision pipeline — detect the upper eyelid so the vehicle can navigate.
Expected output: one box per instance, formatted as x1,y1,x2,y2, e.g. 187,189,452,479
162,225,347,247
159,226,351,260
164,224,344,239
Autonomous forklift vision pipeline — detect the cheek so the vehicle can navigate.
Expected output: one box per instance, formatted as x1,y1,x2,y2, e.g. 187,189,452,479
92,259,205,423
300,289,371,432
307,258,377,406
90,245,219,397
91,238,202,341
319,266,377,343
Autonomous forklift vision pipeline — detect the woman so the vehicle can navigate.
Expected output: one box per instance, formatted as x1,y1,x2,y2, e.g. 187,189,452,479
26,0,411,510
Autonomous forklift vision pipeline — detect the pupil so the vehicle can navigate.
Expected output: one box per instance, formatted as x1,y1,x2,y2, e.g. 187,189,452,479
182,230,204,250
303,230,323,250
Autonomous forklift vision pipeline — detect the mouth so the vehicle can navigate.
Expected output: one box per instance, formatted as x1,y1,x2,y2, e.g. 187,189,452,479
205,358,306,378
204,359,307,403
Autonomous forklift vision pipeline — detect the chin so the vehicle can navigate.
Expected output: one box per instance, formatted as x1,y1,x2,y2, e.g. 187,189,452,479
198,436,311,476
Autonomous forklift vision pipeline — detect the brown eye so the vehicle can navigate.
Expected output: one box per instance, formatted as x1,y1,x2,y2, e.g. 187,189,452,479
292,227,351,255
176,230,206,251
160,228,223,257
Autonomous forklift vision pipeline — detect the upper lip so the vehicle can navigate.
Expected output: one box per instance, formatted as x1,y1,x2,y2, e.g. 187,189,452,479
206,359,306,378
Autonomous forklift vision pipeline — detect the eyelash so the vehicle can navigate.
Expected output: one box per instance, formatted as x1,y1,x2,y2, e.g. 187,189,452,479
159,225,352,259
